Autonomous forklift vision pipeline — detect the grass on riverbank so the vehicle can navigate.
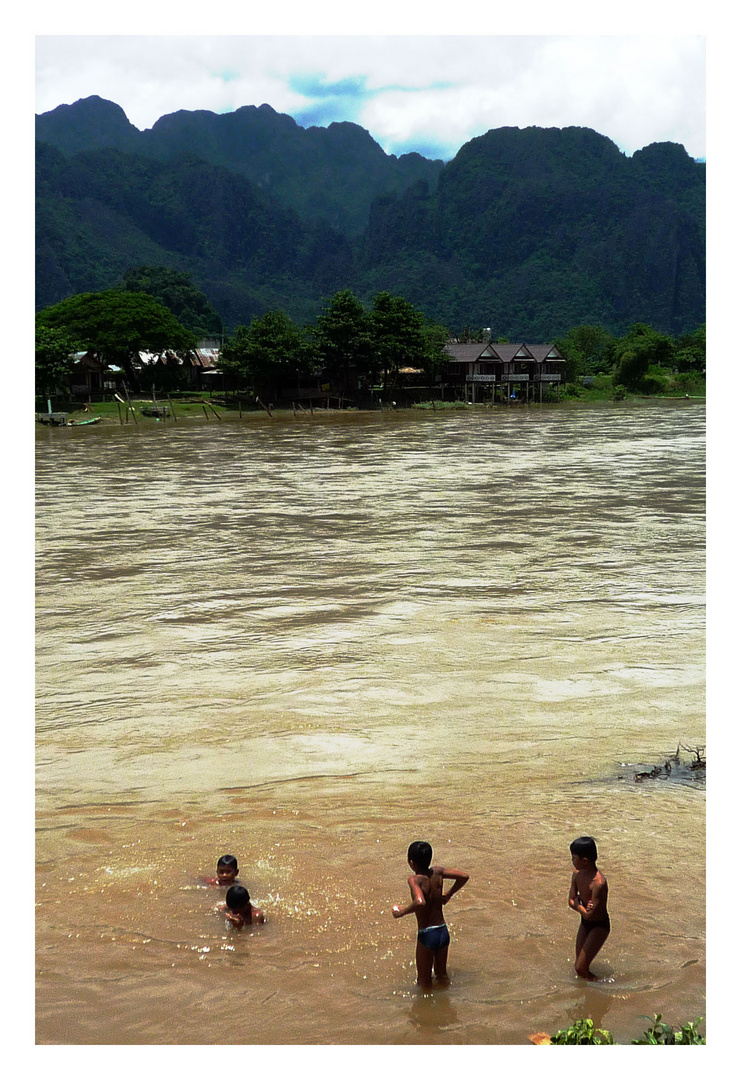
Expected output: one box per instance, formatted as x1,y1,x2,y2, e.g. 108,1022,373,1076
562,371,705,402
37,374,705,425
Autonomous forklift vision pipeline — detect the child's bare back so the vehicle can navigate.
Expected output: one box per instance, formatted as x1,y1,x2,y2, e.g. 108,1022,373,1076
392,841,469,988
408,866,447,929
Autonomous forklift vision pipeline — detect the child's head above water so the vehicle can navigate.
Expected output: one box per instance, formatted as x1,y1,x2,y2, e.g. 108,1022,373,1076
407,841,433,872
216,854,239,885
225,884,251,912
570,836,598,863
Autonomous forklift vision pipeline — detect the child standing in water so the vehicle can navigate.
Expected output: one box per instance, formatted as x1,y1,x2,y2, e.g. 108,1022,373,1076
392,840,469,988
568,835,610,980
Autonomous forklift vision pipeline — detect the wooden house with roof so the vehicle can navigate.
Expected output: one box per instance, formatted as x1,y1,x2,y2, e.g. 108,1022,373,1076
443,342,565,403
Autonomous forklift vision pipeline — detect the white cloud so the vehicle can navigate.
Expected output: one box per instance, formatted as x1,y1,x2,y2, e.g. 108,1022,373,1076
35,34,706,160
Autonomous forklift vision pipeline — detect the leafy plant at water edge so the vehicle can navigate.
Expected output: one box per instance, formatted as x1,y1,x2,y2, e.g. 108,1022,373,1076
550,1018,615,1044
631,1014,705,1045
547,1014,706,1045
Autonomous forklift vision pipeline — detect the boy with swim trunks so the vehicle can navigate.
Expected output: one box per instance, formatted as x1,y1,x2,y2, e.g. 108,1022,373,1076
218,884,265,929
391,840,469,988
568,835,610,980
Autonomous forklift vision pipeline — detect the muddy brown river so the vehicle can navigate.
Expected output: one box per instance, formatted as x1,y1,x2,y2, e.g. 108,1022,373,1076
35,402,705,1045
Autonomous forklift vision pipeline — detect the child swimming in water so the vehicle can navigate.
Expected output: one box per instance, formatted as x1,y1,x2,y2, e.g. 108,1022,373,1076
202,854,240,887
568,835,610,980
391,840,469,988
219,884,265,929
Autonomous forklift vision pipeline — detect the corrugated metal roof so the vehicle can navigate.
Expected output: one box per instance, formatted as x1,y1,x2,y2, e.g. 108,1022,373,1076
194,349,220,368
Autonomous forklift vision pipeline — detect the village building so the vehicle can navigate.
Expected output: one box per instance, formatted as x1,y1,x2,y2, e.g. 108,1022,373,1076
443,342,566,403
67,345,223,399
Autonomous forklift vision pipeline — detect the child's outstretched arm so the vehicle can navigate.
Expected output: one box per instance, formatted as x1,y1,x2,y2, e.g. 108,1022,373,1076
441,867,469,904
392,875,427,919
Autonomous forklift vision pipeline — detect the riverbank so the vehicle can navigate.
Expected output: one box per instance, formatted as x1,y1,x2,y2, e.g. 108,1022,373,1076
37,390,706,427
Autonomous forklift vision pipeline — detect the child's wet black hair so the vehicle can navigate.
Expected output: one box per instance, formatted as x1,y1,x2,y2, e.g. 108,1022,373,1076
407,841,433,870
570,836,598,861
225,885,251,910
217,854,238,871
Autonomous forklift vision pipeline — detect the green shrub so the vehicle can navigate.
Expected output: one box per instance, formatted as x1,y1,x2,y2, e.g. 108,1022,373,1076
672,372,705,395
612,384,627,401
636,374,665,395
550,1018,615,1044
548,1014,705,1046
632,1014,705,1045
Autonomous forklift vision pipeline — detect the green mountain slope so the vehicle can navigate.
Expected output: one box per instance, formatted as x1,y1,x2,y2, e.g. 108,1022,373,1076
36,96,444,238
35,99,705,337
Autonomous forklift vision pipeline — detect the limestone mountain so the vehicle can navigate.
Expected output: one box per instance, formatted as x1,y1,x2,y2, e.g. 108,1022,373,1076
36,95,444,238
35,97,705,338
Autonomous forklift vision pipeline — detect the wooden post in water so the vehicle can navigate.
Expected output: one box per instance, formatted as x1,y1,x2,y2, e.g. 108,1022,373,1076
167,395,177,422
116,401,123,425
122,383,139,424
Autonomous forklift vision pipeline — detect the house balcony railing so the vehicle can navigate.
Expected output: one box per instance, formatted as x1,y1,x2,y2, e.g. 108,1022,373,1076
466,372,561,383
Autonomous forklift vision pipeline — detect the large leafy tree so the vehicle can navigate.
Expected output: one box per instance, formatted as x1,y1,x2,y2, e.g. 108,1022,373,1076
674,324,705,373
119,266,224,339
613,323,675,390
312,289,375,393
35,324,79,398
370,291,432,394
419,316,451,381
555,324,617,381
219,310,317,399
36,290,197,391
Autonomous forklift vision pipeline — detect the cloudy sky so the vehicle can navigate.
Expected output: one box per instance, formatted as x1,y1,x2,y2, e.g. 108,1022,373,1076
35,31,706,162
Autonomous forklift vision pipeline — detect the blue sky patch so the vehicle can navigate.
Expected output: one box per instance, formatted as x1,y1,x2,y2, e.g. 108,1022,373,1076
293,102,360,128
289,73,369,100
386,138,454,163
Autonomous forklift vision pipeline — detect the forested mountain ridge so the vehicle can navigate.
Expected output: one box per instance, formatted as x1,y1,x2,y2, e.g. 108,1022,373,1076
36,97,705,338
363,126,705,335
36,95,444,238
36,139,354,328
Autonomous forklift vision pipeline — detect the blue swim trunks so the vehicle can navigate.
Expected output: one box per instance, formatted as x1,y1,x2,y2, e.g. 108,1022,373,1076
417,923,450,951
